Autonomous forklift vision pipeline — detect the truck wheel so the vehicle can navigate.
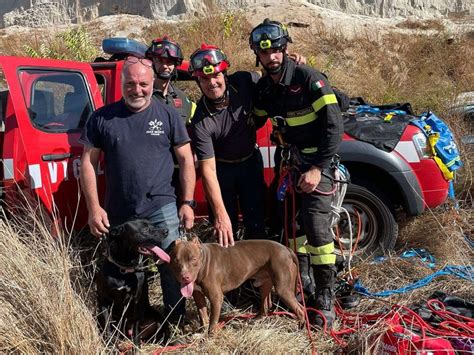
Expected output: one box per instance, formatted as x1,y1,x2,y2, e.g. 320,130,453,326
335,184,398,258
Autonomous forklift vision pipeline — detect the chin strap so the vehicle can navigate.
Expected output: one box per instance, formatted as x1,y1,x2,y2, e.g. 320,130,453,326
209,88,228,105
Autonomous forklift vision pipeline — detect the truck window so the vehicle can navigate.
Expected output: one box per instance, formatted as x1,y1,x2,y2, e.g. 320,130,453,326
94,73,106,103
0,70,7,133
19,69,93,132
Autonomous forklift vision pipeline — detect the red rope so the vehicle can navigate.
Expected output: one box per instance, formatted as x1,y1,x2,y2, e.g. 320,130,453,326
282,167,318,355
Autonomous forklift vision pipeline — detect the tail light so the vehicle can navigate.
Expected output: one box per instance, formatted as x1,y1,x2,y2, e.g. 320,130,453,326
412,132,432,159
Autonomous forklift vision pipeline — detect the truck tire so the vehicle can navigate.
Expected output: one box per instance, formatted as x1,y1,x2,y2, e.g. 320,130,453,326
335,184,398,258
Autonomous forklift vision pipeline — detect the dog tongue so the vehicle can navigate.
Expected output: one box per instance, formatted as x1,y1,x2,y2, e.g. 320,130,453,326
180,282,194,298
147,246,170,263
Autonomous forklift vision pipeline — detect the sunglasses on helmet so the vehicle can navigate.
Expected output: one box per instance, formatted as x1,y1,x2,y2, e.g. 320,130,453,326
190,49,227,71
125,56,153,68
149,40,183,62
251,24,287,43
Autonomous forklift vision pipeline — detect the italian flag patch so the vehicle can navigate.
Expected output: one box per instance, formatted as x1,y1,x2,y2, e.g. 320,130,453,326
312,80,325,91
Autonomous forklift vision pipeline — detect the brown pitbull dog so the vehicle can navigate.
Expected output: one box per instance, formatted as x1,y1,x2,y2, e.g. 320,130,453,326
170,237,305,333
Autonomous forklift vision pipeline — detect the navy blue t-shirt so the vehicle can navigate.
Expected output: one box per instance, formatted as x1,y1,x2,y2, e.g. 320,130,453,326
80,98,190,222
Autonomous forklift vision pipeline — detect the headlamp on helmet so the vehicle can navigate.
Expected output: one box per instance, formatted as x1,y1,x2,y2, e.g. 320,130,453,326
189,44,230,78
249,19,292,52
145,36,184,65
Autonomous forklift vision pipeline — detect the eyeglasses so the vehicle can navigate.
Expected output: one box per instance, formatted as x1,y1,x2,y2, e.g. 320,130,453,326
250,24,286,43
125,56,153,68
149,40,183,62
190,49,227,70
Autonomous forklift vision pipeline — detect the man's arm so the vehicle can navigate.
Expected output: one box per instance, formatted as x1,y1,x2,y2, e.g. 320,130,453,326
298,73,343,193
174,142,196,230
200,158,234,247
80,145,109,237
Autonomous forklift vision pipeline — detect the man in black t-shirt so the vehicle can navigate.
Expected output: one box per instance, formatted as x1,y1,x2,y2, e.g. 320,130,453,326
80,57,196,323
189,44,267,247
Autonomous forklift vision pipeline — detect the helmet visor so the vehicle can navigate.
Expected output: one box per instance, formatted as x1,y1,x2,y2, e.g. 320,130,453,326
251,24,285,43
149,40,183,62
190,49,227,71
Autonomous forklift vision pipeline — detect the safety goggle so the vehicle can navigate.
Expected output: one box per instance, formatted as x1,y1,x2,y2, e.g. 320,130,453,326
190,49,227,71
251,24,287,45
149,40,183,61
125,56,153,68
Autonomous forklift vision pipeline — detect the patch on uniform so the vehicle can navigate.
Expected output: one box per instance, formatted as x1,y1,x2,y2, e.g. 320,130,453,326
288,84,303,94
311,80,325,91
173,98,183,108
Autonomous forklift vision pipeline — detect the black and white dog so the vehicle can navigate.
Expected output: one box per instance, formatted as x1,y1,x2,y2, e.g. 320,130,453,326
95,219,170,345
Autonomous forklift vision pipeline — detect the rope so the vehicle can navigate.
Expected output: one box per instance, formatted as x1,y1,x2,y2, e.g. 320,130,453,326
283,167,318,355
354,265,473,297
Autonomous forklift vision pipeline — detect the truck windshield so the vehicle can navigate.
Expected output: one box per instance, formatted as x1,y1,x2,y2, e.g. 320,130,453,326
19,69,93,132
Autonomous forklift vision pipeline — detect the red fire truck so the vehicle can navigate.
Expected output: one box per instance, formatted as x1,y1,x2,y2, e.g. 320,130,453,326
0,41,452,256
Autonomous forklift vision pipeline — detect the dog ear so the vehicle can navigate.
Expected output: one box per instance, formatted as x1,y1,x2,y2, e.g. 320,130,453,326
175,239,181,245
191,236,201,245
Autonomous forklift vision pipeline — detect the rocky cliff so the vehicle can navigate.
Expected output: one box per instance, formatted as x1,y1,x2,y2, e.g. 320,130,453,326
1,0,471,28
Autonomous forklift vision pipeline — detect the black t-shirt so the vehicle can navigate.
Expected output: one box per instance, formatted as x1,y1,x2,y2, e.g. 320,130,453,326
80,98,190,221
191,71,260,161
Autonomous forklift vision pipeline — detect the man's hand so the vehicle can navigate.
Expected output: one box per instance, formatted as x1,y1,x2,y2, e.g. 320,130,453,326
289,53,307,65
179,204,195,230
88,207,110,237
214,212,234,248
297,166,322,193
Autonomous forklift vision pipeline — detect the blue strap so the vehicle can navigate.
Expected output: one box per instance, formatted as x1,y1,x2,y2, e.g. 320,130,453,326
400,248,436,268
354,265,473,297
355,105,407,115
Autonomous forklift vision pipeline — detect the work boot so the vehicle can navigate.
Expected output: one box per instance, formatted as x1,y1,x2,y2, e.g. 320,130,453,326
297,253,316,297
309,265,337,328
310,287,336,329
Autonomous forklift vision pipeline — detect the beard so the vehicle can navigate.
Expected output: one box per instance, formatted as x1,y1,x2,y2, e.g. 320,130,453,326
124,94,151,112
263,62,283,74
157,71,172,80
261,53,286,75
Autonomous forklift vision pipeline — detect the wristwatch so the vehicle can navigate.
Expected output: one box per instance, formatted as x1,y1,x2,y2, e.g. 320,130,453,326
181,200,197,209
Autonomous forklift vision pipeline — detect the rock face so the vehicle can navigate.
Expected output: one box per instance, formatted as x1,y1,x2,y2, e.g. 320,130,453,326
1,0,471,28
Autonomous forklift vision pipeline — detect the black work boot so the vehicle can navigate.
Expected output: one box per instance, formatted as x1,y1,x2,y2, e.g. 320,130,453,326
296,253,316,298
309,265,336,329
310,288,335,329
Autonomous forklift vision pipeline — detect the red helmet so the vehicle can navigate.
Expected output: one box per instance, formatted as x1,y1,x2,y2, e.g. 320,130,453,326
145,35,184,65
189,44,230,77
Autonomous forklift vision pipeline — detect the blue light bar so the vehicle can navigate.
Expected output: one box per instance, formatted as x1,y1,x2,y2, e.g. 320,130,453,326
102,38,148,58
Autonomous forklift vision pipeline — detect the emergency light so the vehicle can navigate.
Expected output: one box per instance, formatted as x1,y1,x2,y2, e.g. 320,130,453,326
102,38,148,58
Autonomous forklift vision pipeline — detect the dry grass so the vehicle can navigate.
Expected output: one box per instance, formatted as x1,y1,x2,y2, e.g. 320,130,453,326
0,10,472,354
0,209,103,354
395,19,445,31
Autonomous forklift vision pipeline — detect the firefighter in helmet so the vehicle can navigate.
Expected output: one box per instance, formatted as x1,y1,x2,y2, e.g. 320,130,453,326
251,19,344,328
189,43,267,247
146,36,196,125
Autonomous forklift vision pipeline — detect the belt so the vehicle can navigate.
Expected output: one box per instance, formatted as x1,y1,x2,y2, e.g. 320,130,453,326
215,151,254,164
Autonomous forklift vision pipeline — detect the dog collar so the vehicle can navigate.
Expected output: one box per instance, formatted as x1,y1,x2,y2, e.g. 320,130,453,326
106,254,152,274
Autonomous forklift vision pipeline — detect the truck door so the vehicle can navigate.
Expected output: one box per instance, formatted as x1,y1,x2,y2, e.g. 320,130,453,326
0,56,103,231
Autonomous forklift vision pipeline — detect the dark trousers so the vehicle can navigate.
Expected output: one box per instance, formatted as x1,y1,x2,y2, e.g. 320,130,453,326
273,153,337,289
301,171,336,289
212,149,266,239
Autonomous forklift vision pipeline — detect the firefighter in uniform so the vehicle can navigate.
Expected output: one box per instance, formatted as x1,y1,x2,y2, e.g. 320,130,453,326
146,36,196,125
146,36,197,198
250,19,344,327
189,43,267,247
